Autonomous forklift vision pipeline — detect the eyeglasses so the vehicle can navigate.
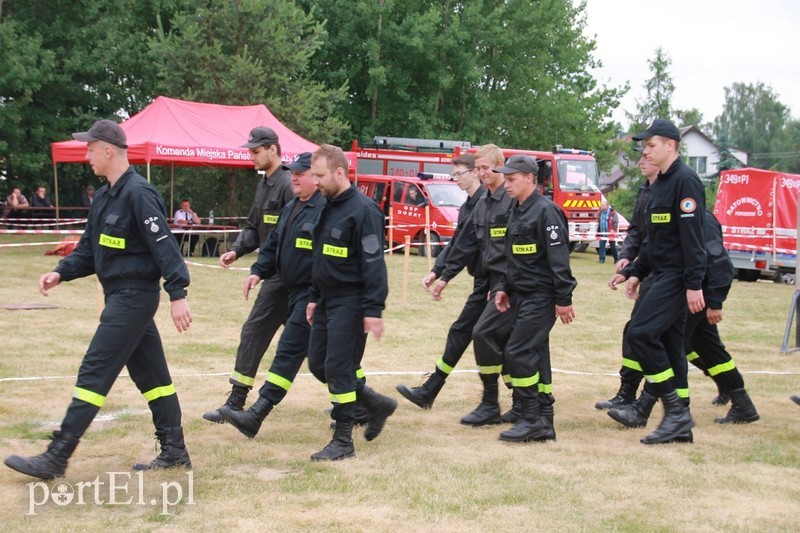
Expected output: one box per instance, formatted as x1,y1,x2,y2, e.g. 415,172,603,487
450,169,473,179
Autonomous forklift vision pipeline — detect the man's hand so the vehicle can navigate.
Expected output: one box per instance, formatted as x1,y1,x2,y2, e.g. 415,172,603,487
556,305,575,324
706,307,723,324
171,298,192,333
364,317,384,340
608,273,626,290
431,279,448,301
39,272,61,296
306,302,317,326
243,274,261,300
495,290,510,312
422,272,437,291
615,258,630,273
219,250,238,268
626,276,641,301
687,289,705,314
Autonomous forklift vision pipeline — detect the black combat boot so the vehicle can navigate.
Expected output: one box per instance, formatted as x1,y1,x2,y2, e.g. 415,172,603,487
360,386,398,441
536,402,557,442
396,373,446,410
641,391,695,445
461,378,501,426
607,390,657,428
311,421,355,461
4,431,80,480
203,385,249,424
595,376,639,410
133,427,192,470
714,388,759,424
500,393,521,423
792,394,800,407
219,396,274,438
499,398,551,442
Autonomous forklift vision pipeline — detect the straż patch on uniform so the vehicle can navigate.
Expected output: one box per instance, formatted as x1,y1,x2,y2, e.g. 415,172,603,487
680,198,697,213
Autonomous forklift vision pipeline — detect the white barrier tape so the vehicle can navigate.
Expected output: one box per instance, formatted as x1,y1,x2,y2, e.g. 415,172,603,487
0,229,85,235
171,228,241,234
1,218,87,226
2,367,798,383
184,260,249,271
0,241,66,248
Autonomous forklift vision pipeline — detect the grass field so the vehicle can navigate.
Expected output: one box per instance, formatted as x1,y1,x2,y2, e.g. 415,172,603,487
1,236,799,531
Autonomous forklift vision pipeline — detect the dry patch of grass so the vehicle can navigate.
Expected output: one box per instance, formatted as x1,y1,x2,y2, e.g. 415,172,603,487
1,237,799,531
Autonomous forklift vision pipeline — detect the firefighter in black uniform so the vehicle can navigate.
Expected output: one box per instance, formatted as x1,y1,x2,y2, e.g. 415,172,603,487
216,153,327,437
5,120,192,479
625,119,706,444
306,145,396,461
396,153,490,409
203,126,294,423
433,144,519,426
493,155,576,442
684,210,759,424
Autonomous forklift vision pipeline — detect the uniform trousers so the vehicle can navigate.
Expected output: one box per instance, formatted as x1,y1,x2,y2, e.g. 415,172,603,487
61,288,181,437
504,293,557,402
626,272,688,396
258,290,312,405
684,309,745,393
472,289,515,384
230,274,289,388
307,294,368,422
436,276,490,375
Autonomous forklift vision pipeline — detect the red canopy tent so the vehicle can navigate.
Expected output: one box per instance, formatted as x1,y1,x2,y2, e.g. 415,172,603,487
50,96,321,214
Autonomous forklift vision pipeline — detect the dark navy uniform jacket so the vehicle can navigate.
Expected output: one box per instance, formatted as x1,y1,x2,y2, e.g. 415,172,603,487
230,166,293,257
250,190,326,293
440,185,512,286
619,180,652,262
55,166,189,301
309,185,388,319
433,183,487,278
498,190,577,306
703,211,734,310
632,157,706,290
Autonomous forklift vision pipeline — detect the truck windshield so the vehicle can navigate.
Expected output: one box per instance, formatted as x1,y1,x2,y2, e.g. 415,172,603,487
426,184,467,207
556,160,600,192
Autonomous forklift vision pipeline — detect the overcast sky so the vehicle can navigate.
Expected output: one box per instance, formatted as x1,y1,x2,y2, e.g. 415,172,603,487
581,0,800,129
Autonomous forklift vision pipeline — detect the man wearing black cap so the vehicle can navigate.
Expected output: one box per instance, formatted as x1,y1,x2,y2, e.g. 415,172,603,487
203,126,294,424
493,154,576,442
624,118,706,444
5,119,193,479
217,153,326,437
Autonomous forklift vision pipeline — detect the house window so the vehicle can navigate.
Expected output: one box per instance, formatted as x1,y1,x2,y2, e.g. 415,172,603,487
688,156,707,174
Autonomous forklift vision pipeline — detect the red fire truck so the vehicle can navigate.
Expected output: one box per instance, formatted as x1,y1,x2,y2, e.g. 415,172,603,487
466,145,603,249
351,138,470,255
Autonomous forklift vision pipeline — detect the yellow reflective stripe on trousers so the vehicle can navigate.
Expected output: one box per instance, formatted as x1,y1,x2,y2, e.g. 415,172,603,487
538,382,553,394
355,367,366,379
142,383,177,402
686,351,700,362
511,372,540,388
230,371,255,387
708,359,737,376
73,387,106,407
502,374,512,386
478,365,502,375
436,358,454,375
330,391,357,404
645,367,675,383
676,388,690,399
622,358,642,372
267,372,292,392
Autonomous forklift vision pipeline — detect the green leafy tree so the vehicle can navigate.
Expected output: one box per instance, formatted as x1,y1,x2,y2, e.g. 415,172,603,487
713,81,790,170
625,47,674,132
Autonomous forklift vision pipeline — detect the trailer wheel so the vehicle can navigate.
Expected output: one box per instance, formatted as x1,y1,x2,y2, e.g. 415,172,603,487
736,269,761,282
573,242,589,253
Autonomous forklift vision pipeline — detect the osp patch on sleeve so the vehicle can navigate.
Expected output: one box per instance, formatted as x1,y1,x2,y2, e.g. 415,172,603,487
362,234,381,255
680,198,697,213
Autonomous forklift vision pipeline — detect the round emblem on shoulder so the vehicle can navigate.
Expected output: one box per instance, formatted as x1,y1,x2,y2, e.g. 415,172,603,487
680,198,697,213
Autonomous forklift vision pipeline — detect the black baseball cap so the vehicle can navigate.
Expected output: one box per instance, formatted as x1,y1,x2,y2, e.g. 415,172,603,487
632,119,681,142
241,126,279,148
493,154,539,174
72,119,128,149
282,152,312,172
633,144,644,153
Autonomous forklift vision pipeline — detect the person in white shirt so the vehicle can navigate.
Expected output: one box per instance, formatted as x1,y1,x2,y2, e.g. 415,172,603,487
173,198,201,256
